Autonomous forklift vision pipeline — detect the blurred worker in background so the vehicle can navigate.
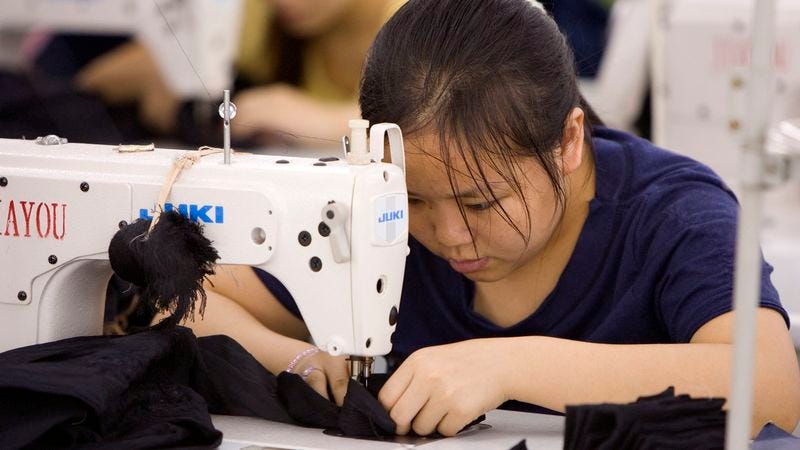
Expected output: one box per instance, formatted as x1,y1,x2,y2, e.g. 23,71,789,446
0,0,403,149
76,0,404,147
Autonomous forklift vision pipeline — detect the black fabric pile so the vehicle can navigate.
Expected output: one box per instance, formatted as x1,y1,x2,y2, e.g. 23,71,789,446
0,326,408,449
562,387,726,449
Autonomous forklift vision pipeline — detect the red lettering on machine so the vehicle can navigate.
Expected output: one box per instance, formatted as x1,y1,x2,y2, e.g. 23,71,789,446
0,199,67,240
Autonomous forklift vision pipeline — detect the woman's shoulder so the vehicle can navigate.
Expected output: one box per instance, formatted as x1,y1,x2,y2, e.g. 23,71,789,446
591,127,738,218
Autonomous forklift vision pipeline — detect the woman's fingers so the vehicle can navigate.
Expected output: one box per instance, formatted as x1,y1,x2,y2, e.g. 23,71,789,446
378,362,413,411
328,373,350,407
409,399,448,436
437,412,473,437
386,375,430,435
324,358,351,407
304,370,330,400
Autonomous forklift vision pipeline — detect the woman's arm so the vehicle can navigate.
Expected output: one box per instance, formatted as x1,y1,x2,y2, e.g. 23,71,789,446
152,265,352,404
76,41,180,134
379,308,800,436
506,309,800,432
231,84,361,147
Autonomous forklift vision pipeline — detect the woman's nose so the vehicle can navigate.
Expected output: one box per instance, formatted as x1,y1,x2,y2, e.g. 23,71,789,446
432,204,473,248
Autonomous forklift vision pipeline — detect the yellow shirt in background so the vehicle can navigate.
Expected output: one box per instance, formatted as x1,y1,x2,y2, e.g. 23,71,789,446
235,0,405,102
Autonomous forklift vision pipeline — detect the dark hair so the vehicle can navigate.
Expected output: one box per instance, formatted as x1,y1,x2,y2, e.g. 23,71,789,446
360,0,602,242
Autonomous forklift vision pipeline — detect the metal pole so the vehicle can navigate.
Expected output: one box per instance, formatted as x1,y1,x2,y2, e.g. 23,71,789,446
725,1,776,448
651,0,668,146
223,89,232,165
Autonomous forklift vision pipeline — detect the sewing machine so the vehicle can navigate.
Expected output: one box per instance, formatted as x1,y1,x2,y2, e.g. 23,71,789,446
0,119,409,382
0,0,243,100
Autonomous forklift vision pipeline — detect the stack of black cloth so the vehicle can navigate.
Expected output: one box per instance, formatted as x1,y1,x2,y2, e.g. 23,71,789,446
562,387,726,449
0,326,400,449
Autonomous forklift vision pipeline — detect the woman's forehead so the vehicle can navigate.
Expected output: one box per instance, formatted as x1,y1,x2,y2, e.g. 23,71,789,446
404,138,515,197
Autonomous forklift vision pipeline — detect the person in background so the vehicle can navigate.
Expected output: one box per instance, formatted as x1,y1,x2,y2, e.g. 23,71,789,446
76,0,403,147
541,0,614,78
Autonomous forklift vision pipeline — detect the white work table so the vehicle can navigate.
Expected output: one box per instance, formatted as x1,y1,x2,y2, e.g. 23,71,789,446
213,409,564,450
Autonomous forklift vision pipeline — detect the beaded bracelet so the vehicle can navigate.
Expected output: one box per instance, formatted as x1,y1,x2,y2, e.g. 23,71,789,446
286,347,319,373
300,366,321,379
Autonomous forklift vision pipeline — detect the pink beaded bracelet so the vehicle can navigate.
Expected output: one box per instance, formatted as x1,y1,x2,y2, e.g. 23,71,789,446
300,366,321,379
286,347,319,373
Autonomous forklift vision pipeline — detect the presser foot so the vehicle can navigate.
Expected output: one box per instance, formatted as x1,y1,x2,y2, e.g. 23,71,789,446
348,356,374,387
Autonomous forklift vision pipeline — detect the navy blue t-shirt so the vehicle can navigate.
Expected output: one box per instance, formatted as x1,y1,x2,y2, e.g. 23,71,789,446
256,127,788,365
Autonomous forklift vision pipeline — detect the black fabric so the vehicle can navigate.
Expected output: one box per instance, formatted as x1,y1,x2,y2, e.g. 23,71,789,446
278,372,396,436
0,327,482,449
0,327,224,449
33,35,130,79
276,371,485,438
0,71,150,144
563,387,726,450
109,212,219,327
277,371,340,430
509,439,528,450
103,275,152,335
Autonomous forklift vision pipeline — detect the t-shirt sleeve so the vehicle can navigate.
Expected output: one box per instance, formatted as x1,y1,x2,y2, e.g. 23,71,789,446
252,267,303,320
639,185,787,343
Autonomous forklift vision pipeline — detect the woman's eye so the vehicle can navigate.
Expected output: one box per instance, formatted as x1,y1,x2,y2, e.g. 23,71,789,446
408,197,423,206
465,201,495,211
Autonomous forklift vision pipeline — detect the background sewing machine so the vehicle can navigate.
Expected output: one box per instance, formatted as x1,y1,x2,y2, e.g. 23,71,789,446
0,120,409,382
0,0,244,101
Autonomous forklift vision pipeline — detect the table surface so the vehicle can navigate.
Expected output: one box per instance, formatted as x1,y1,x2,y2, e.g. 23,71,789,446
213,409,565,450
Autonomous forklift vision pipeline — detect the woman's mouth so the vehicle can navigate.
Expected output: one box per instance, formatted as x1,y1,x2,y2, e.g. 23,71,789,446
448,257,489,274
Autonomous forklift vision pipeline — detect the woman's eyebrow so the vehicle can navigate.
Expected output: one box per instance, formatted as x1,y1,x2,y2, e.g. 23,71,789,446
408,187,504,199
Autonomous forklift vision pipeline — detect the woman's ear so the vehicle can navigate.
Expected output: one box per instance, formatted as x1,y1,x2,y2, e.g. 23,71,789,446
558,107,586,176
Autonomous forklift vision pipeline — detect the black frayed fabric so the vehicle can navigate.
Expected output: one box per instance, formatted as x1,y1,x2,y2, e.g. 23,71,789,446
563,387,727,450
0,327,483,449
108,211,219,327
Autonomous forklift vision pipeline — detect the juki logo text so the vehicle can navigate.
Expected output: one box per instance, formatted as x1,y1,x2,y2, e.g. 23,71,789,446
378,209,404,223
139,203,224,224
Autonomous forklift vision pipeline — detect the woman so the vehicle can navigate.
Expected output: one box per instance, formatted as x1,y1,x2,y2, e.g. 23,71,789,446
176,0,800,438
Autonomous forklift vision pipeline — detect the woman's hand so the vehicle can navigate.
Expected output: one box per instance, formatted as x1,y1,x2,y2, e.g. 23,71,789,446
232,84,358,147
287,346,351,406
378,338,513,436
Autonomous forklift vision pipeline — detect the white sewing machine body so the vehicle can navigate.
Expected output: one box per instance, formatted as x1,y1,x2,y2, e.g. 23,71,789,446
0,0,243,99
0,133,409,359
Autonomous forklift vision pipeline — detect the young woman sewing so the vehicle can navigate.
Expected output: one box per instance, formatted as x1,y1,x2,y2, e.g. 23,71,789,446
169,0,800,437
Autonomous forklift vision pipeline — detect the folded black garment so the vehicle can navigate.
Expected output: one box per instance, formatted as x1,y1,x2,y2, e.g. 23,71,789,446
0,326,484,449
0,327,380,448
563,387,726,450
0,327,229,449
